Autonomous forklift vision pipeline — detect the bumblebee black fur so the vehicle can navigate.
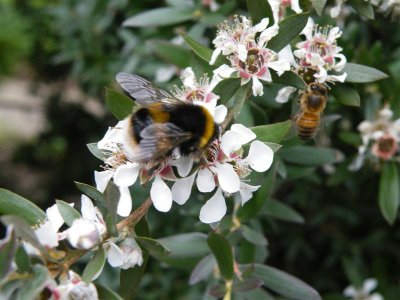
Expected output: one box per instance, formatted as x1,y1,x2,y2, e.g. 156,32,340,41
116,72,219,163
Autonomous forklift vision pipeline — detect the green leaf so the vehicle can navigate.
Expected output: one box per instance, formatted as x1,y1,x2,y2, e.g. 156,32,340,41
0,216,51,261
189,254,216,285
16,264,49,300
106,88,135,121
15,245,31,273
104,182,120,237
349,0,374,19
233,84,251,118
0,228,17,280
238,162,277,221
82,248,106,283
207,232,234,280
271,70,307,90
0,189,46,226
268,13,310,52
56,200,81,227
213,78,241,104
241,225,268,246
343,63,388,83
280,146,337,166
331,86,360,107
312,0,328,15
183,34,226,66
120,217,150,300
263,198,305,224
74,182,107,215
247,0,273,24
379,162,400,225
135,237,171,258
149,40,191,68
251,120,292,144
96,284,124,300
251,264,321,300
123,7,194,27
159,233,209,259
233,278,264,292
87,143,110,161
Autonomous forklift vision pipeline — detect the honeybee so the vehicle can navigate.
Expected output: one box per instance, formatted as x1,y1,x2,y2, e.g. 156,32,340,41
116,73,219,165
295,82,328,141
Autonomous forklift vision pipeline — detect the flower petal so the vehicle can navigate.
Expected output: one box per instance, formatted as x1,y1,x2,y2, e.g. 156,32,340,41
275,86,297,103
46,203,66,232
113,163,139,187
172,173,196,205
251,76,264,96
213,105,227,124
221,130,242,156
239,182,260,206
94,170,113,193
107,242,124,267
199,188,227,224
215,162,240,193
117,186,133,217
151,176,173,212
35,221,59,248
196,168,216,192
231,124,256,144
81,195,97,221
363,278,378,293
244,141,274,172
174,155,194,177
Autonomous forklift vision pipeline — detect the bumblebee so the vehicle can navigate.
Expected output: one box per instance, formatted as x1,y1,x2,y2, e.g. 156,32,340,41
295,82,328,141
116,73,219,164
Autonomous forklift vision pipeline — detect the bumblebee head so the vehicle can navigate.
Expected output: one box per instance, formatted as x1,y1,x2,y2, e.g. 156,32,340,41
309,83,327,96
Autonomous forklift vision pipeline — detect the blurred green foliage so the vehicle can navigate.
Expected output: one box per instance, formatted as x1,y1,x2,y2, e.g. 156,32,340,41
1,0,400,299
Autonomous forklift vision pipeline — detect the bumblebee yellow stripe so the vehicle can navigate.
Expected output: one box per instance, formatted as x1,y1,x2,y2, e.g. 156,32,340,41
148,103,170,123
199,106,215,148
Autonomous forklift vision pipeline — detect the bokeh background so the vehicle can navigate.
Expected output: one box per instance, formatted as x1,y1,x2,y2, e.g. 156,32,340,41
1,0,400,299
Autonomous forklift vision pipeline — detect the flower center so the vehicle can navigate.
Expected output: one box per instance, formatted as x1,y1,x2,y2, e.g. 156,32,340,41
239,48,264,74
378,136,396,153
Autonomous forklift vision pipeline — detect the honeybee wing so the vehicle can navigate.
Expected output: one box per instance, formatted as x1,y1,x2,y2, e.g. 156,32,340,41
116,73,182,107
132,123,192,162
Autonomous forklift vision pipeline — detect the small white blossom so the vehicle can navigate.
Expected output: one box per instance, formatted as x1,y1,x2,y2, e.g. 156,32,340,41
171,124,274,224
107,238,143,269
49,271,98,300
268,0,303,23
344,278,384,300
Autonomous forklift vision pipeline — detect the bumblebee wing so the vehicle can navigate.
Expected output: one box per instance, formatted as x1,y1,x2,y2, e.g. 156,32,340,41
132,123,192,162
116,73,181,107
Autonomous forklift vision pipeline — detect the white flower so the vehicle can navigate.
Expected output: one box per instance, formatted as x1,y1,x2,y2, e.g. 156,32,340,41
107,238,143,269
294,18,347,84
268,0,303,23
34,203,67,248
50,271,98,300
172,124,274,224
343,278,384,300
66,195,106,250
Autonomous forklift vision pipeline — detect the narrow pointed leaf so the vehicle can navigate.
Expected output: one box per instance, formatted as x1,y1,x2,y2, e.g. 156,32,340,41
271,70,307,90
183,34,226,66
82,248,106,283
104,182,120,237
189,254,216,285
379,162,400,225
251,120,292,144
241,226,268,246
280,146,337,166
16,264,49,300
96,284,124,300
0,189,46,226
268,13,310,52
149,40,191,68
15,245,31,273
247,0,273,24
106,88,135,121
56,200,81,227
207,232,234,280
349,0,374,19
213,78,241,104
87,143,110,161
0,229,17,280
263,198,305,224
233,278,264,292
331,86,360,107
123,8,194,27
251,264,321,300
312,0,328,15
75,182,107,215
135,237,171,258
343,63,388,83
